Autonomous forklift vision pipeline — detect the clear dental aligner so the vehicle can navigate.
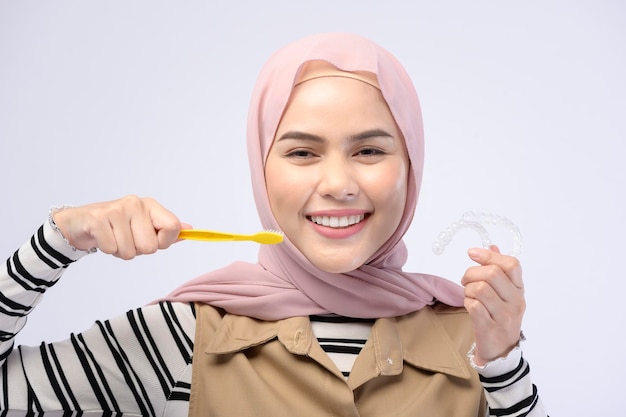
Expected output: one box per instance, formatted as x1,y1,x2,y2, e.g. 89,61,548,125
432,212,522,257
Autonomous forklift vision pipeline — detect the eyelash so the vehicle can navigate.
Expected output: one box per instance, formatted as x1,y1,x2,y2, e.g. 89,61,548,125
355,147,385,157
285,147,386,159
286,149,317,159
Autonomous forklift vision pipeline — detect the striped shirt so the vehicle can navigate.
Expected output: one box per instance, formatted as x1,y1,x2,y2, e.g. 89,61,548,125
0,220,548,416
310,315,374,378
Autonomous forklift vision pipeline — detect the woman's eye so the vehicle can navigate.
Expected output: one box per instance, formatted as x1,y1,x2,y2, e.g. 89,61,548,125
356,147,385,157
287,149,315,158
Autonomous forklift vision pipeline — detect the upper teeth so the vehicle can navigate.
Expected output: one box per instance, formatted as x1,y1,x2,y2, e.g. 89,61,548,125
309,214,365,228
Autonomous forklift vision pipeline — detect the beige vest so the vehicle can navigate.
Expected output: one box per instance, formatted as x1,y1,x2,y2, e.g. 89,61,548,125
189,303,486,417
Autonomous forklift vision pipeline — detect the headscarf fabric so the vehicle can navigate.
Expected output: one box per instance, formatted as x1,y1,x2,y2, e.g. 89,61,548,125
163,33,464,320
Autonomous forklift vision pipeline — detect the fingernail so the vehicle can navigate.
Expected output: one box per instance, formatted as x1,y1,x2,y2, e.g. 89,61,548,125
467,248,482,259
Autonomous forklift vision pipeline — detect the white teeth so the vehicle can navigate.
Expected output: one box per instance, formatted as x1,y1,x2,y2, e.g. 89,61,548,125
309,214,365,228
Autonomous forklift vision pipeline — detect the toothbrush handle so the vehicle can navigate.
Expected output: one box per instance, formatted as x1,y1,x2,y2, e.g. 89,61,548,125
178,230,239,242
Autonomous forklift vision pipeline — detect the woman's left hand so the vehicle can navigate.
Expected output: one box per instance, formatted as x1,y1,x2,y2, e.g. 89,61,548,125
461,245,526,366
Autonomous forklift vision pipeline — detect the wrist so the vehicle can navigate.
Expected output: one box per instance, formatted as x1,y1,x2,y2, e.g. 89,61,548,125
467,331,526,373
48,205,97,254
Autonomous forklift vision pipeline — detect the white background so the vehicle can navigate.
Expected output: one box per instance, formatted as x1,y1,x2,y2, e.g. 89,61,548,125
1,1,624,415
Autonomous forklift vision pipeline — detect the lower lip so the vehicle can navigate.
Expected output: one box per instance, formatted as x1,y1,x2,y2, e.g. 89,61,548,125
309,216,368,239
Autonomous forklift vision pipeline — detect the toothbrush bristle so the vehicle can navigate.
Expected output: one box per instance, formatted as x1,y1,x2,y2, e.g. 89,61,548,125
260,229,284,244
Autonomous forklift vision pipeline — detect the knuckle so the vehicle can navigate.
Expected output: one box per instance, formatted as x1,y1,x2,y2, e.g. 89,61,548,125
100,246,115,256
514,299,526,315
139,240,159,255
463,297,477,312
472,281,491,299
121,194,143,210
464,298,485,318
502,256,521,272
117,250,136,261
162,217,181,232
464,282,475,297
464,281,478,296
114,243,137,260
475,265,499,283
485,264,501,278
158,236,175,250
480,281,492,296
461,266,480,285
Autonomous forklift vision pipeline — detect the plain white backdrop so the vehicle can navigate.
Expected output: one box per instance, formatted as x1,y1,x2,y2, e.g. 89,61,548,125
1,1,624,415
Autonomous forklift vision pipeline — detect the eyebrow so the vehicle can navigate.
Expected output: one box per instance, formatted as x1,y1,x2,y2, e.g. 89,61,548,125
277,129,394,143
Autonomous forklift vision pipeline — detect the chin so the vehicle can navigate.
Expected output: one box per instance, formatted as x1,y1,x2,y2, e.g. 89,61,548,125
310,257,365,274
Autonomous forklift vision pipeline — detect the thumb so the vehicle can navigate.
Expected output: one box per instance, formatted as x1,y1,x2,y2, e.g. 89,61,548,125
175,222,193,243
468,244,503,264
467,247,497,266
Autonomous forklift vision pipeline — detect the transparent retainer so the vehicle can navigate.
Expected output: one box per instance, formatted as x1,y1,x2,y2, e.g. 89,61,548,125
432,211,522,256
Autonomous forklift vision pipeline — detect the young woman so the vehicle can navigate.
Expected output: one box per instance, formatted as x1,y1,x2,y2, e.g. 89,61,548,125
0,33,547,416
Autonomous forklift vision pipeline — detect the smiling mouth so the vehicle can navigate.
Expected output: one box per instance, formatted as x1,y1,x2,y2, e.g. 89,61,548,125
307,214,367,228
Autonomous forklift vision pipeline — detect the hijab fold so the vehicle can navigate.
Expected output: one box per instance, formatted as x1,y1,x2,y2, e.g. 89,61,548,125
162,33,464,320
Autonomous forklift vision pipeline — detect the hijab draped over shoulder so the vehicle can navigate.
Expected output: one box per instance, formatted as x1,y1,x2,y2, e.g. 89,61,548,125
163,33,464,320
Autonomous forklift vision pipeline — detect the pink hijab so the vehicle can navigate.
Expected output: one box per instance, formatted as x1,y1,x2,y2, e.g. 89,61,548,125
163,33,464,319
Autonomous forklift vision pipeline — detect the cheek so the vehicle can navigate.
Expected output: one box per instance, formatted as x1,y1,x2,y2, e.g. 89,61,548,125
265,160,285,214
265,161,310,217
386,173,408,219
364,162,408,203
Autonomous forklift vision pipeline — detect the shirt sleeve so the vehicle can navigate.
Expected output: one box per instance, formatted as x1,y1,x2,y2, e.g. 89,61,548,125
469,343,549,417
0,219,89,346
0,220,196,416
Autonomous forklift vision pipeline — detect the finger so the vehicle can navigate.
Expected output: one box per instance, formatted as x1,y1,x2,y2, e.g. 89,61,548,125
111,220,138,260
464,296,494,328
145,199,183,249
466,277,525,320
175,222,193,242
90,220,119,255
467,247,523,289
101,205,140,260
462,264,523,303
464,281,501,320
130,212,159,255
81,196,135,259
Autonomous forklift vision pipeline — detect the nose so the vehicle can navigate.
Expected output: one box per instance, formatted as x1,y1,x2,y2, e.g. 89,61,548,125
317,156,359,200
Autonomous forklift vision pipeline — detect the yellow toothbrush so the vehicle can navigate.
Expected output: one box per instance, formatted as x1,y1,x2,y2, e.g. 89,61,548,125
178,229,283,245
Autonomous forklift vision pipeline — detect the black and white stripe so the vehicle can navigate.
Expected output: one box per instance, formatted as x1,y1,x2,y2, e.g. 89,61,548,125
0,289,31,319
71,330,123,413
6,251,53,293
480,357,531,393
33,225,74,269
310,315,374,377
98,319,156,416
480,358,542,417
488,385,540,417
1,302,196,416
39,342,82,412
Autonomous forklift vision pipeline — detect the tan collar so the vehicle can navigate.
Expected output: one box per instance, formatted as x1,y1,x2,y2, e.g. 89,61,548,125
203,305,472,388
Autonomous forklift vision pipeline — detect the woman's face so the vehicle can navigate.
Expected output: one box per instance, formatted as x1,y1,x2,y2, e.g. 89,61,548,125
265,76,410,273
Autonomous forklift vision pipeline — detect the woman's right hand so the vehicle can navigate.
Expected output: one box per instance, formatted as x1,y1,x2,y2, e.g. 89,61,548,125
52,195,187,260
